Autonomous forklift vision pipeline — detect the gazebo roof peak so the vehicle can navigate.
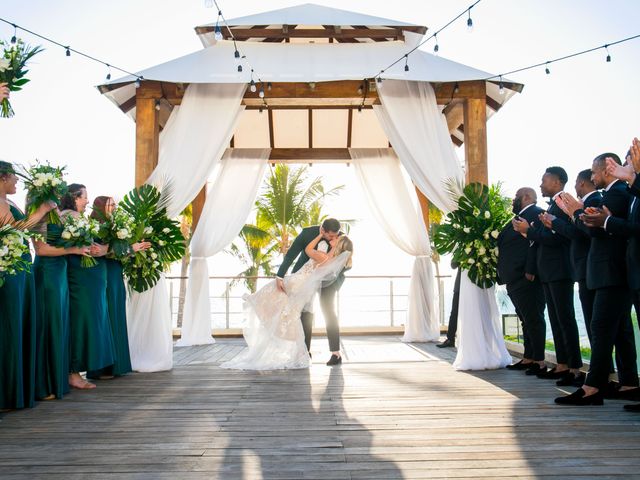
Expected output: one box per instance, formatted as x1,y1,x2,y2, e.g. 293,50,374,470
195,3,427,45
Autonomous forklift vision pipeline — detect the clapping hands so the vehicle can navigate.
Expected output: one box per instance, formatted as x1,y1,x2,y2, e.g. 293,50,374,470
556,192,583,217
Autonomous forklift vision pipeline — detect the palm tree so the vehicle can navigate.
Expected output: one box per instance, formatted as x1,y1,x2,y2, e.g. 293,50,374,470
228,221,278,293
176,205,193,328
255,164,344,253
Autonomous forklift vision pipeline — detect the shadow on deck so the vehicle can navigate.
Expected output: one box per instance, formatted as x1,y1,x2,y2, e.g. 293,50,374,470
1,336,639,479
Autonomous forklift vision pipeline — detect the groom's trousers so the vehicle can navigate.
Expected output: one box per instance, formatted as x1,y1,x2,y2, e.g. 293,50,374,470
300,282,341,353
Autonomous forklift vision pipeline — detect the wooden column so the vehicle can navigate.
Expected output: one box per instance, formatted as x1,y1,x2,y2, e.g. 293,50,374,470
415,186,430,230
191,185,207,233
462,81,488,185
135,81,162,187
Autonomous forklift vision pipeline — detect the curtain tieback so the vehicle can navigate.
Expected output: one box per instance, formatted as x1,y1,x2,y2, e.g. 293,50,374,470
190,256,208,261
415,254,431,259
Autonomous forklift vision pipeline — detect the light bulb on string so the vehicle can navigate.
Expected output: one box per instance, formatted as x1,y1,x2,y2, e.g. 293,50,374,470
467,8,473,32
433,34,439,54
106,64,112,81
10,25,17,44
498,76,505,95
65,47,71,57
234,49,240,59
135,78,141,89
404,55,409,72
258,84,265,98
155,99,161,111
545,62,550,75
267,82,272,91
237,65,243,72
214,25,223,41
605,45,611,62
250,80,257,93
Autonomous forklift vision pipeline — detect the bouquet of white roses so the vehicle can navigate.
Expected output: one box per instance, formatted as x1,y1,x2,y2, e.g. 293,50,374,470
97,205,136,258
118,185,185,292
0,38,43,118
433,182,512,288
51,214,100,268
0,225,31,287
23,161,68,225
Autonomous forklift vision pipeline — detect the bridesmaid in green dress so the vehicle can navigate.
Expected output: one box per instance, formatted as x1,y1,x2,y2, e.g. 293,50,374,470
60,184,115,390
0,161,57,408
87,196,148,379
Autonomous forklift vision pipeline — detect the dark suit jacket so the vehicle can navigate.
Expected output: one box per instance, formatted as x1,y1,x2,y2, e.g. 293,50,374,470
605,191,640,290
497,204,543,286
574,180,631,290
526,198,572,283
551,191,602,282
276,226,346,289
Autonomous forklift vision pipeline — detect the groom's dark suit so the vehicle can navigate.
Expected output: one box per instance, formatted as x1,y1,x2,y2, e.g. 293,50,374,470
276,226,345,352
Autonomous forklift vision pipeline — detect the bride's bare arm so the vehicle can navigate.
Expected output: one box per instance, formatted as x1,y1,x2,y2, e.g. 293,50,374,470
305,233,330,263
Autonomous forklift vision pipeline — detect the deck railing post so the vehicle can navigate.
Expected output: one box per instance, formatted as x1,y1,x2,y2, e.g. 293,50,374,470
389,279,394,326
225,282,230,329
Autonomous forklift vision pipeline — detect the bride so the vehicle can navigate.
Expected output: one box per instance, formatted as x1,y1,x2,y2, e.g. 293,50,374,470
221,233,353,371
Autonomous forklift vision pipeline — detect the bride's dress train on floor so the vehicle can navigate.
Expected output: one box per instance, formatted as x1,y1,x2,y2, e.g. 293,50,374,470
221,252,351,371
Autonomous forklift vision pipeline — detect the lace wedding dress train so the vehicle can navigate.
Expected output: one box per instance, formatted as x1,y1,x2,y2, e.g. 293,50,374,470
221,252,350,371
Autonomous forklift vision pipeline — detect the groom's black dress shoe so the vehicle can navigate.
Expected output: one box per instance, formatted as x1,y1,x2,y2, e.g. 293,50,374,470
525,364,547,376
624,403,640,412
436,339,455,348
554,388,604,406
506,360,531,371
326,354,342,366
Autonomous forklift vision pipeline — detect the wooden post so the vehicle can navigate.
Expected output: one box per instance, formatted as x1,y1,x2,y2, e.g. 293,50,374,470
191,185,207,233
462,81,488,185
135,81,162,187
415,186,430,230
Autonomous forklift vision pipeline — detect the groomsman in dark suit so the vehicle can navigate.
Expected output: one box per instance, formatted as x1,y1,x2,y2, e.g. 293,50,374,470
540,170,601,384
513,167,582,384
555,153,638,406
498,188,546,374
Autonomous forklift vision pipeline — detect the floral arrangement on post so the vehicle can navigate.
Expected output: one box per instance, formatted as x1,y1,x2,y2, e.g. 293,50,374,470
0,38,43,118
50,214,100,268
433,181,512,288
0,225,32,287
118,184,185,292
22,161,68,225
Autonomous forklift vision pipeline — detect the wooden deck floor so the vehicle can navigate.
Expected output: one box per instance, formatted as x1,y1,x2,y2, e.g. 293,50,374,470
1,336,640,479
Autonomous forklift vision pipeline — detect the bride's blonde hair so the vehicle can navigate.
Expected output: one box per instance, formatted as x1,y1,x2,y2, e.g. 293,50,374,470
332,235,353,269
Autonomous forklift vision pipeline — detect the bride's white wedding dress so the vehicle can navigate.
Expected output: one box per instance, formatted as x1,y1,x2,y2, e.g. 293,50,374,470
221,252,350,371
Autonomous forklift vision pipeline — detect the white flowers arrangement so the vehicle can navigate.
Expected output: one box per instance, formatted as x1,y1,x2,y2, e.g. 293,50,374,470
52,214,100,268
97,205,136,258
0,225,31,287
23,161,68,225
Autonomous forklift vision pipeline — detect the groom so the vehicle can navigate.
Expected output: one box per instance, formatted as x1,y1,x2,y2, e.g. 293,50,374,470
276,218,345,366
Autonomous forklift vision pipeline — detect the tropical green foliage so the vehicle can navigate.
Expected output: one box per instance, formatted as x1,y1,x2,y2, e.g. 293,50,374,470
433,182,511,288
0,38,43,117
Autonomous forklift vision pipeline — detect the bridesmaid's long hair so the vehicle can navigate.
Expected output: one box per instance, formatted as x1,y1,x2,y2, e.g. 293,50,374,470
90,196,113,222
333,235,353,269
60,183,86,212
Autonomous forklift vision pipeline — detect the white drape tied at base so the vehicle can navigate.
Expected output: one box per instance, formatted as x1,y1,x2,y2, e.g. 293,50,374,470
374,80,464,214
127,83,246,371
178,148,270,346
350,148,439,342
453,271,512,370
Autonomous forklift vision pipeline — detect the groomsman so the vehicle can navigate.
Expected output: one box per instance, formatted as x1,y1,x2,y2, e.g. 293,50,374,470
555,153,638,406
513,167,582,384
498,188,546,374
540,170,601,363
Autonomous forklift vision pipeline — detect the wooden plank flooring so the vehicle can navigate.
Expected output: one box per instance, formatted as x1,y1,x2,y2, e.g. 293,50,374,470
1,336,640,479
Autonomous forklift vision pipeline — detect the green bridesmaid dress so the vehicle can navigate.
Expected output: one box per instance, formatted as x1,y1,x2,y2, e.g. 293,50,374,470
67,254,115,374
0,204,36,409
88,258,132,378
34,239,70,400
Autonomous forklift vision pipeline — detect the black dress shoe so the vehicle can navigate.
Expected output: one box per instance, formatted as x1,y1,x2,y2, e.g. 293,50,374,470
436,339,455,348
609,387,640,401
506,360,532,371
555,371,584,386
623,403,640,412
555,388,604,406
326,354,342,366
537,367,569,379
525,364,547,376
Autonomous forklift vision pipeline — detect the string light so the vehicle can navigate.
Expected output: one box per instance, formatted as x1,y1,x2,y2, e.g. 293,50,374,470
605,45,611,62
498,76,504,95
10,24,17,44
214,11,223,41
267,82,272,91
258,83,265,98
433,34,439,54
467,8,474,32
65,46,71,57
404,55,409,72
372,0,482,82
155,99,161,111
545,62,550,75
106,64,112,80
135,78,141,89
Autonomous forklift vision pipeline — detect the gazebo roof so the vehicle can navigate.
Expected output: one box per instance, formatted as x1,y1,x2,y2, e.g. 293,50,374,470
195,3,427,45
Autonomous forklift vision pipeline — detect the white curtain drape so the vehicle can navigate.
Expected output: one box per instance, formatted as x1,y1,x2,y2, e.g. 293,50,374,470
374,80,464,213
453,271,512,370
127,83,246,372
177,148,270,346
350,148,439,342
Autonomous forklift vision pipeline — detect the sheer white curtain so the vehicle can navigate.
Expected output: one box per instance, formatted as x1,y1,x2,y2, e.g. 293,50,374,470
374,80,463,214
177,148,270,346
350,148,439,342
127,83,246,372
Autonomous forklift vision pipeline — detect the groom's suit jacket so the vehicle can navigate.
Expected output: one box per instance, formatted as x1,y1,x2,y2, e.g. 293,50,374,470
276,226,346,289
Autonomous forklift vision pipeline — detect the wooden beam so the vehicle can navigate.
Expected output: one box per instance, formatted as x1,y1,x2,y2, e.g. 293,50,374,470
268,108,274,148
415,186,430,230
191,185,207,233
308,109,313,148
210,27,414,40
269,148,351,161
443,101,464,135
463,83,488,185
135,81,162,187
347,108,353,148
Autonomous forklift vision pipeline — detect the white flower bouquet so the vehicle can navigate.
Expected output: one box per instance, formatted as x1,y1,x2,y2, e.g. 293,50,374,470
97,205,136,258
0,38,43,118
50,214,100,268
23,161,68,225
0,225,31,287
433,182,511,288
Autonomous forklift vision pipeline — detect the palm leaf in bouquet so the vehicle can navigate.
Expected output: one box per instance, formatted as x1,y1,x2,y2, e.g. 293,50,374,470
0,38,43,118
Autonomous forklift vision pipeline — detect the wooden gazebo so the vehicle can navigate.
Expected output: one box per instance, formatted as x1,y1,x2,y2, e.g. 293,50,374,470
98,3,522,229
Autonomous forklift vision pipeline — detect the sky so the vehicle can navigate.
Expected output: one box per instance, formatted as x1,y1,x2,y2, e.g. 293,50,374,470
1,0,639,279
